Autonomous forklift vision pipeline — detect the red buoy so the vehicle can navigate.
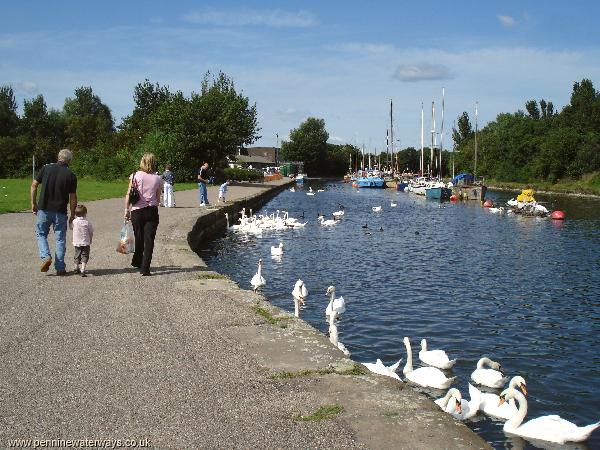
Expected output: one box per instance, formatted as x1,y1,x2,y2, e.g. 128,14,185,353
450,194,457,202
483,199,493,208
551,210,566,220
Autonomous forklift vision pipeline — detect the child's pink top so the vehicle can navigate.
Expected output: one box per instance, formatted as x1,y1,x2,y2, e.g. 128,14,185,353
72,217,94,246
130,171,163,210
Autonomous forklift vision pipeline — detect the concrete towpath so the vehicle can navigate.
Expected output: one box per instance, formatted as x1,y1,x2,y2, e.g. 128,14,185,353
0,179,490,449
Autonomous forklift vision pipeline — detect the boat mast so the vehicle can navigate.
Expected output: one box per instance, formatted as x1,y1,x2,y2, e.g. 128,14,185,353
452,119,456,179
390,99,394,177
431,101,435,177
474,101,478,178
420,102,424,176
362,144,365,171
440,88,445,180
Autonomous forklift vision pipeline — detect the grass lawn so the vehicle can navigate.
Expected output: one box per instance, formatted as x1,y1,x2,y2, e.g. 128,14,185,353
486,172,600,197
0,178,198,214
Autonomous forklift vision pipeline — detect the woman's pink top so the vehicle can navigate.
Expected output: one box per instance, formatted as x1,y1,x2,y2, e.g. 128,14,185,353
130,171,163,210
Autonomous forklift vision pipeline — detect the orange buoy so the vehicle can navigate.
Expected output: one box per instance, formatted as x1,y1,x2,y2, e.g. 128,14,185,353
551,210,566,220
352,182,358,188
450,194,457,202
483,199,493,208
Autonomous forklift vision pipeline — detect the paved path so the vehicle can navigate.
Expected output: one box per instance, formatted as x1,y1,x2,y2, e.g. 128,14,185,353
0,180,489,449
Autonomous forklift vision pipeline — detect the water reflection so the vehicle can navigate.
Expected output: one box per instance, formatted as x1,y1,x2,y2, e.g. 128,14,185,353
203,182,600,449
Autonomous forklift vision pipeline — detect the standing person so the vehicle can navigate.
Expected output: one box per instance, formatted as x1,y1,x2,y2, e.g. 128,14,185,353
30,149,77,276
161,164,176,207
197,161,210,206
72,204,93,277
124,153,163,276
218,179,230,203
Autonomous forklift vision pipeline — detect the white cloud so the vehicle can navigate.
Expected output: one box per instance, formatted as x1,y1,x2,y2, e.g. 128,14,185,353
15,81,39,94
183,9,316,28
498,15,517,27
328,42,393,55
327,135,345,144
276,108,311,123
393,63,453,82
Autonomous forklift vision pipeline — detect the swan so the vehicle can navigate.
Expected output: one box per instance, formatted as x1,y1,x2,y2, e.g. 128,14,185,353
270,242,284,256
325,286,346,324
328,321,351,356
362,358,403,381
476,376,527,420
250,259,266,292
224,212,239,231
332,210,345,219
498,388,600,444
372,206,382,212
317,189,325,192
471,357,508,388
319,216,338,227
289,187,295,192
291,279,308,317
435,384,481,420
402,337,456,389
419,339,456,369
306,192,315,196
390,201,397,207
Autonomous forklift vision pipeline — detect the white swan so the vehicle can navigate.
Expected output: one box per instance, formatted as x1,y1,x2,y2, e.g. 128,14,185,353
270,242,284,256
419,339,456,369
402,337,456,389
390,201,397,207
372,206,382,212
289,187,295,192
332,210,345,219
291,279,308,318
499,388,600,444
224,212,241,231
325,286,346,324
319,216,338,226
471,357,508,388
476,376,527,420
435,384,481,420
250,259,266,292
317,189,325,192
362,358,402,381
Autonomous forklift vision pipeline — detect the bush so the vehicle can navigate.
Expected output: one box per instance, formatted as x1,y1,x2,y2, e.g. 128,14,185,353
223,167,263,182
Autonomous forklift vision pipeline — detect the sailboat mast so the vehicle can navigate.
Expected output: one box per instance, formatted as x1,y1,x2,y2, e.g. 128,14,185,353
474,101,479,178
431,101,435,177
452,119,456,179
440,88,445,180
420,102,424,176
390,99,394,176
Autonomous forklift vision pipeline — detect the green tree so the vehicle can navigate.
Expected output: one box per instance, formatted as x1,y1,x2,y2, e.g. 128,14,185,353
452,112,473,147
64,86,114,152
281,117,329,175
525,100,540,120
0,85,19,137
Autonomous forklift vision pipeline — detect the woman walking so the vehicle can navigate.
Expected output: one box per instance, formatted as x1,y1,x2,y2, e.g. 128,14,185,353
124,153,163,276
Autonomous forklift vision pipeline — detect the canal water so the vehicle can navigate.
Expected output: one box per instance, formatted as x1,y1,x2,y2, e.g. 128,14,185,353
201,181,600,449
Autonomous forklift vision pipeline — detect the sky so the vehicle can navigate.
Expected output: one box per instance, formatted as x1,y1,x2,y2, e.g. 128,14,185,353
2,0,600,151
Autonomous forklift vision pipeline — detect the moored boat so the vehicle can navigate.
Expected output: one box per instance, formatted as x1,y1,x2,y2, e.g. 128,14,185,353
425,181,452,200
295,173,306,184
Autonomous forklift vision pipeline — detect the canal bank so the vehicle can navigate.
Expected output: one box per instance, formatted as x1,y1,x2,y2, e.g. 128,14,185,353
0,179,489,449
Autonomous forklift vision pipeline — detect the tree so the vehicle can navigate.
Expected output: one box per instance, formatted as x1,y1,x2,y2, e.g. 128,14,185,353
281,117,329,175
525,100,540,120
0,85,19,137
452,112,473,147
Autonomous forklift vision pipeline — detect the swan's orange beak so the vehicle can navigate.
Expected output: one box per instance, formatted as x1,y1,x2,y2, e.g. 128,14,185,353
519,384,527,396
498,396,506,406
455,400,462,414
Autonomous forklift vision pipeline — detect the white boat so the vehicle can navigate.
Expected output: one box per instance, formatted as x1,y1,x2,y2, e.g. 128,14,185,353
295,173,307,184
410,177,428,196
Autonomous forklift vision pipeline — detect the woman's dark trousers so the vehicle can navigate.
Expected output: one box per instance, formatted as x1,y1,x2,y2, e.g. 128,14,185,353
130,206,159,275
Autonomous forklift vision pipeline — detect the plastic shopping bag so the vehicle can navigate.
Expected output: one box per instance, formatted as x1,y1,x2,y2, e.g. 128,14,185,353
116,220,135,254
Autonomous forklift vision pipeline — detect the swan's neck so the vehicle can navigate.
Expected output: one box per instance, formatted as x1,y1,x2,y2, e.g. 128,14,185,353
225,215,230,227
329,323,339,345
440,390,452,408
477,357,492,369
403,340,413,374
421,340,428,352
257,263,262,277
327,293,335,325
505,391,527,430
294,298,300,318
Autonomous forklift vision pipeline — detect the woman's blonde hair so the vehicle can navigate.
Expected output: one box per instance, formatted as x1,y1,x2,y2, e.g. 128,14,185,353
139,153,157,173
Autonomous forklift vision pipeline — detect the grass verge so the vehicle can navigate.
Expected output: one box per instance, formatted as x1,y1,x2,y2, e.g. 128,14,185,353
269,363,367,380
197,272,229,280
486,173,600,197
0,178,198,214
293,405,343,422
254,306,288,328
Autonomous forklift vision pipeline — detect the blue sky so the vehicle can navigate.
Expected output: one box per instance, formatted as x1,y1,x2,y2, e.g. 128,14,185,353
2,1,600,150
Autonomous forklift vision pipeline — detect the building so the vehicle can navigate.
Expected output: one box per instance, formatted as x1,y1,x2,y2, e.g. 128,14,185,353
246,147,279,165
228,154,274,172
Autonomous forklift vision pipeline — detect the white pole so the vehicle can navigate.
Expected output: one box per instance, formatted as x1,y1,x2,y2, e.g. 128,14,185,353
440,88,445,180
420,102,424,176
474,101,479,178
431,101,436,177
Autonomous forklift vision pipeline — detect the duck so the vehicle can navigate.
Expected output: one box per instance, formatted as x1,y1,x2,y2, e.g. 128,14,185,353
498,388,600,444
402,337,456,389
390,201,397,207
250,259,266,292
362,358,403,381
361,223,368,229
435,384,480,420
419,338,456,370
476,376,527,420
471,357,508,388
372,206,382,212
291,279,308,318
325,285,346,324
270,242,283,256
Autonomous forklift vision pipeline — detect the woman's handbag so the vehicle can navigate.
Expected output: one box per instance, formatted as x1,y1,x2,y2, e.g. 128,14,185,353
128,171,141,205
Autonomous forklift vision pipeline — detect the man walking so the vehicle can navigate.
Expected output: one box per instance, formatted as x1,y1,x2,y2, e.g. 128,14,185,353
30,149,78,275
197,161,210,206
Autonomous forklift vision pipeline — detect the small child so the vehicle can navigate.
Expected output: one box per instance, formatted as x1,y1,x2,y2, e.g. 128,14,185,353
161,165,176,207
72,204,93,277
218,180,230,203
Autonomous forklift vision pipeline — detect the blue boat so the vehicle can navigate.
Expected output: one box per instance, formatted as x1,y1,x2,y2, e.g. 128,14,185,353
356,176,385,188
425,181,452,200
396,181,409,191
295,173,306,184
